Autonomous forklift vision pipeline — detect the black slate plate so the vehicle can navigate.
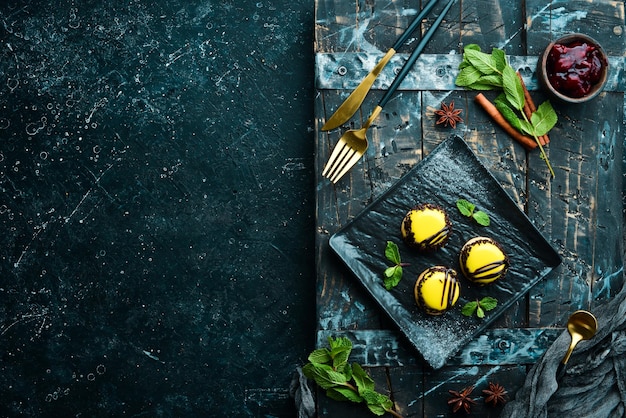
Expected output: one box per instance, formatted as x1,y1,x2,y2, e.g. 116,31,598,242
329,135,561,369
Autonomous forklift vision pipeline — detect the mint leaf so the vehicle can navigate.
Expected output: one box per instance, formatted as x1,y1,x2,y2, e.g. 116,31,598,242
383,266,403,290
473,211,490,226
382,241,406,290
494,94,524,131
302,363,342,390
518,119,534,136
329,336,352,353
491,47,507,72
476,74,503,88
333,349,351,370
384,241,401,265
352,363,375,394
531,100,558,136
456,44,557,178
462,298,498,319
384,266,396,278
480,296,498,311
308,348,331,364
457,198,490,227
455,65,483,87
456,199,475,217
327,386,363,403
502,65,525,110
361,389,393,416
464,48,499,75
461,301,478,317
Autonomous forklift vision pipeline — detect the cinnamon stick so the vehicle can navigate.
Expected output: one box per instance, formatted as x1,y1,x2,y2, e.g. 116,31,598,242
474,93,537,150
516,72,550,146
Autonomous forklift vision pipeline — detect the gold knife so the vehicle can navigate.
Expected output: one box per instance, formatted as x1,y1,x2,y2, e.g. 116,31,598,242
321,0,440,131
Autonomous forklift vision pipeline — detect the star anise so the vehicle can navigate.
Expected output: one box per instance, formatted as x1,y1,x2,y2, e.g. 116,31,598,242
482,382,508,407
435,100,464,128
448,385,476,413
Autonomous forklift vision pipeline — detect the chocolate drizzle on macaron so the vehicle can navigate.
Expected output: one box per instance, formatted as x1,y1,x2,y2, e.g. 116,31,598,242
401,203,451,252
414,266,460,315
459,237,509,285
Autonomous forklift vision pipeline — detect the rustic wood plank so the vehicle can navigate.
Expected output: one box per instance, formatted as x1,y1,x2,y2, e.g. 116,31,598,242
315,53,624,91
420,365,527,417
526,0,626,57
524,0,626,327
527,93,625,326
459,0,525,56
317,328,562,367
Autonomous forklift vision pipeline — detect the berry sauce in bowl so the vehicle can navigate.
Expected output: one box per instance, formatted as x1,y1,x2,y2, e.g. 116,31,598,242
539,34,608,103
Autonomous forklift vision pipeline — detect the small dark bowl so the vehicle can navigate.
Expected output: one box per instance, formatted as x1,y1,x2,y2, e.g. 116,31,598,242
538,33,609,103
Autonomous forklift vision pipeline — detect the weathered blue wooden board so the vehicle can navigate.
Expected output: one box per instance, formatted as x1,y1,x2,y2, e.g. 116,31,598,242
314,0,625,416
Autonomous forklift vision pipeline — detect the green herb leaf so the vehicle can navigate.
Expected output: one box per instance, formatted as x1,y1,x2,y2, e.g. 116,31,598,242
361,389,394,416
352,363,375,394
384,241,401,265
308,348,331,364
456,199,475,217
456,198,490,226
518,119,534,136
464,49,499,75
329,336,352,353
455,65,483,87
476,74,503,88
302,363,343,390
461,301,478,317
383,266,403,290
491,47,507,72
382,241,406,290
464,44,482,52
461,297,498,319
494,95,524,132
333,349,351,371
480,296,498,311
302,337,402,416
502,65,525,110
327,386,363,403
473,211,490,226
531,100,558,136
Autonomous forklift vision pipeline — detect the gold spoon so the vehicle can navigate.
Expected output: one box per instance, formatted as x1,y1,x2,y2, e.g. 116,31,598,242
557,310,598,379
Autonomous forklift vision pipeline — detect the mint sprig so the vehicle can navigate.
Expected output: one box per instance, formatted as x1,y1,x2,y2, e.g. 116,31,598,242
456,199,490,226
456,44,557,177
383,241,408,290
303,337,403,417
462,297,498,319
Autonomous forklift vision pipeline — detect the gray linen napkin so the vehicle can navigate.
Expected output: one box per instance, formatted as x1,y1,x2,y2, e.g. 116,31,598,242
501,278,626,418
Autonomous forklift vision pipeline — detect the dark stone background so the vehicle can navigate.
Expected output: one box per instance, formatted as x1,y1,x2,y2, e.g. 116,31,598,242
0,1,315,416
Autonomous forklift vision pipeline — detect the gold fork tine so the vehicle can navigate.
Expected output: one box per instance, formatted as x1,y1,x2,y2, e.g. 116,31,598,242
321,139,349,177
326,145,357,181
330,149,363,183
322,105,381,183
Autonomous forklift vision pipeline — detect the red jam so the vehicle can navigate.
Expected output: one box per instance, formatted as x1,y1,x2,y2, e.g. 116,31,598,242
546,41,605,98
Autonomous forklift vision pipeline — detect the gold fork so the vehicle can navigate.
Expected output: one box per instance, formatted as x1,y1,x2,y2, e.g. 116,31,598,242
321,0,457,183
322,106,382,183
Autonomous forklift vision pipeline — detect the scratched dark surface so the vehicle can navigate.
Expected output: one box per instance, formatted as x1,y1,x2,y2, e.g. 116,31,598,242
0,1,315,416
315,0,625,417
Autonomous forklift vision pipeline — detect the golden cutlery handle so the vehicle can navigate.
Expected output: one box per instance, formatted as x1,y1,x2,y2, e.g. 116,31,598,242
321,49,395,131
